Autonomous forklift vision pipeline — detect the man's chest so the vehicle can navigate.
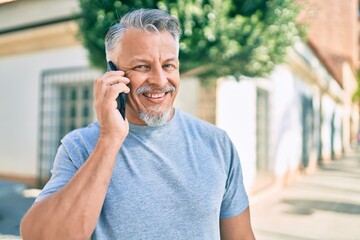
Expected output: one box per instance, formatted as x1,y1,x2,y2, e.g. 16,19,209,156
101,143,227,227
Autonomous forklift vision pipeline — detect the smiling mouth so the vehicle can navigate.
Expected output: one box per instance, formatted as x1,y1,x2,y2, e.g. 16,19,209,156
143,92,167,99
137,85,176,102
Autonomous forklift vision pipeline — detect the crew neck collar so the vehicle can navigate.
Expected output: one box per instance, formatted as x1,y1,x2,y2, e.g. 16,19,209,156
128,109,178,134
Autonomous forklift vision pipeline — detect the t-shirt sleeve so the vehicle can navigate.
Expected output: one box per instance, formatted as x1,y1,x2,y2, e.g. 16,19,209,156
34,138,80,203
220,137,249,219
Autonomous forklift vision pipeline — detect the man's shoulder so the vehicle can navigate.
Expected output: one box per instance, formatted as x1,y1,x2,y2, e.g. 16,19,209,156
61,122,100,147
177,110,227,138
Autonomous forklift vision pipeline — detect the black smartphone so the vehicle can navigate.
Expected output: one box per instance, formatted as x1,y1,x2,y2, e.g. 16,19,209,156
107,61,127,120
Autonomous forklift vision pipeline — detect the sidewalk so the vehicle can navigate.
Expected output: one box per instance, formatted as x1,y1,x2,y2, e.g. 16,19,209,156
250,149,360,240
0,180,36,240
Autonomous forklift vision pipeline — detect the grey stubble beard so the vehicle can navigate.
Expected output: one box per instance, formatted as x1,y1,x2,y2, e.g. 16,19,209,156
139,105,173,127
136,84,176,127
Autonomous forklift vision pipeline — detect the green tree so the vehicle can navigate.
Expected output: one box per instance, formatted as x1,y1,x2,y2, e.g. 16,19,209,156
78,0,303,80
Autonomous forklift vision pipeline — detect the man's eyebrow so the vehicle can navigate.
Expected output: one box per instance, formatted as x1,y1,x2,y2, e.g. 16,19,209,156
164,57,179,62
129,57,179,64
129,58,150,64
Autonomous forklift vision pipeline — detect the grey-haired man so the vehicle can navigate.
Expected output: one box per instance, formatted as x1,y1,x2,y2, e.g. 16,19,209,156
21,9,255,240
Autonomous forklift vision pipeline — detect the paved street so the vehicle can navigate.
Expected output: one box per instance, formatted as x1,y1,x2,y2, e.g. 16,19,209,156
0,180,35,240
251,149,360,240
0,149,359,240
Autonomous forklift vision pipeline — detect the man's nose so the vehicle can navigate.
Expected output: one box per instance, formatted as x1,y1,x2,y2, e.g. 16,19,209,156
148,65,168,86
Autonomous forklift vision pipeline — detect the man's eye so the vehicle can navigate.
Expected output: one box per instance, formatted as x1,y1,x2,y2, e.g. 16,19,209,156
134,65,150,72
163,64,176,70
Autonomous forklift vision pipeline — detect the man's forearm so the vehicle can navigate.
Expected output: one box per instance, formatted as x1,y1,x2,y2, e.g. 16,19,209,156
20,137,122,240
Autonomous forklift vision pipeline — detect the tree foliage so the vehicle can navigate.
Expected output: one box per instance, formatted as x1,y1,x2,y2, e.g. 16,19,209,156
78,0,303,79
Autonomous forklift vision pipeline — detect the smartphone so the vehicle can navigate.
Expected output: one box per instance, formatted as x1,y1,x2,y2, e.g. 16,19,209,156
107,61,127,120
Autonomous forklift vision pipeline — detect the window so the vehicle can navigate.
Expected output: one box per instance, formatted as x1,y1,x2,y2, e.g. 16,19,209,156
38,67,99,187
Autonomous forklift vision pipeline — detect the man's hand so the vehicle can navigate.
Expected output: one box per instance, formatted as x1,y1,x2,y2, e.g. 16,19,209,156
94,70,130,144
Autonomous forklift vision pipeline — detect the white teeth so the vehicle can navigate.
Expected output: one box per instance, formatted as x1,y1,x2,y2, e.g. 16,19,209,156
144,92,166,98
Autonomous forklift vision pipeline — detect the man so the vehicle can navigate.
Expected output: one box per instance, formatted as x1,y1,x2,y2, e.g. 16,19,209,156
20,8,255,240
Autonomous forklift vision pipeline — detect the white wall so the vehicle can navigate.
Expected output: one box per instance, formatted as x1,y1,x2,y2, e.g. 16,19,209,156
0,0,79,30
0,46,89,177
321,94,342,158
217,77,257,190
216,67,305,188
174,77,200,116
342,62,359,148
270,66,302,176
333,104,343,154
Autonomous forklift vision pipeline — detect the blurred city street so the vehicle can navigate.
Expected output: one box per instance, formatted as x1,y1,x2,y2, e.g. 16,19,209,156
0,0,359,239
0,149,359,239
0,181,35,240
251,148,360,240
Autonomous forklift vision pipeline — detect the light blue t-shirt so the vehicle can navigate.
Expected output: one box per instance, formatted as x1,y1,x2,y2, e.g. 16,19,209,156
36,109,249,239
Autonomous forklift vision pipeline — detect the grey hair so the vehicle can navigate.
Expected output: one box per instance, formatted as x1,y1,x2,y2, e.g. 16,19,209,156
105,8,182,61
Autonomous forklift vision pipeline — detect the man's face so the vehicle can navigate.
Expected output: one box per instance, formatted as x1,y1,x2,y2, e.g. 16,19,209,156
116,29,180,126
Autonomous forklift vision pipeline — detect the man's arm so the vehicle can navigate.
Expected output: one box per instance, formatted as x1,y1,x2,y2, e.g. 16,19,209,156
220,207,256,240
21,137,122,240
20,70,130,240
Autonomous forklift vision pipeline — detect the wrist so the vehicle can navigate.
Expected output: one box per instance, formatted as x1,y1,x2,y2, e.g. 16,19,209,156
98,133,125,150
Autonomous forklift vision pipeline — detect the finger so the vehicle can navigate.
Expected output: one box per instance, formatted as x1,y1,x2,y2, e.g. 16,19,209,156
104,70,126,77
104,83,130,102
95,75,130,100
95,83,129,118
95,71,127,89
105,75,130,86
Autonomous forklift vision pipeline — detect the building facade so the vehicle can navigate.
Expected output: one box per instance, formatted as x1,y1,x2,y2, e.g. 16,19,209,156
217,0,359,192
0,0,358,192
